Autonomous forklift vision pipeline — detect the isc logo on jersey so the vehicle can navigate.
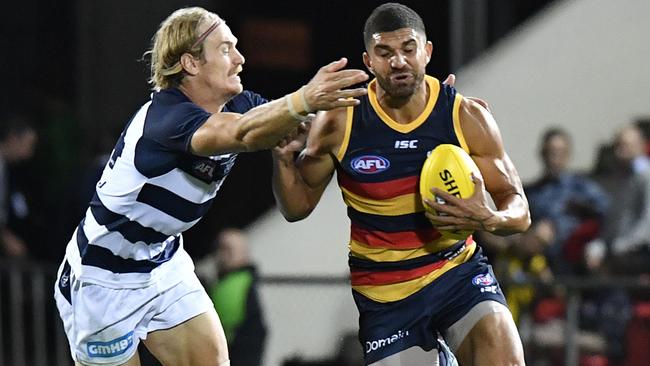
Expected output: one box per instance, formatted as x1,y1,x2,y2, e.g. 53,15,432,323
394,140,418,149
351,155,390,174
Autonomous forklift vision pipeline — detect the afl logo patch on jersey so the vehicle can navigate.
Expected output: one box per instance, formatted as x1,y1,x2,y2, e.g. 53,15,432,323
471,273,495,286
351,155,390,174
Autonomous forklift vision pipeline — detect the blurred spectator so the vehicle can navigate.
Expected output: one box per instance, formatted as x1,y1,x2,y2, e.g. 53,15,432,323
0,113,37,258
621,122,650,174
579,124,650,364
481,128,613,364
208,228,267,366
524,127,609,274
588,124,650,276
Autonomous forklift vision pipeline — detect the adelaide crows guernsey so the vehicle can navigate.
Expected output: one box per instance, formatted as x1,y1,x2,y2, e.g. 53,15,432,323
64,88,266,289
336,75,477,303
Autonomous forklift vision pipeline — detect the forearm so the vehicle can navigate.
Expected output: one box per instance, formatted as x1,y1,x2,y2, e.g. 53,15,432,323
237,91,309,151
272,153,319,222
488,192,531,236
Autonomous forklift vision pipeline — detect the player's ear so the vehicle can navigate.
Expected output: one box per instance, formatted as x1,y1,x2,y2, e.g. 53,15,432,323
425,41,433,64
180,53,199,76
362,52,375,75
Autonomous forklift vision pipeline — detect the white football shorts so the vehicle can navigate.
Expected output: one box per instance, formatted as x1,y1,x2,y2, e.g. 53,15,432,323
53,260,214,365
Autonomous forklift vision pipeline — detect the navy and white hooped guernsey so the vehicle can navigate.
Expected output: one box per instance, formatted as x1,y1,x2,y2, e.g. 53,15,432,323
64,88,267,288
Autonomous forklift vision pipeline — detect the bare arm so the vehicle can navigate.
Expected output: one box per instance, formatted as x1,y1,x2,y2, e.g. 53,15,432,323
272,108,347,221
425,97,530,235
190,58,367,156
272,150,332,222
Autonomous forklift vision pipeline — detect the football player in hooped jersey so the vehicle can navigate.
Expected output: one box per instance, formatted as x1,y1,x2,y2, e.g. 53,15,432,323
53,7,368,366
273,3,530,366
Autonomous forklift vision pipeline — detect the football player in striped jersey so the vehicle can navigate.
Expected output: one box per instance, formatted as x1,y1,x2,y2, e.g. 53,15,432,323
273,3,529,366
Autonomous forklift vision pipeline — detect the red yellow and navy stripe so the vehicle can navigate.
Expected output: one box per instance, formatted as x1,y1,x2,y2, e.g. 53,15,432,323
351,260,448,286
338,172,419,200
350,223,441,249
351,238,477,302
349,237,459,261
347,207,433,233
338,170,424,216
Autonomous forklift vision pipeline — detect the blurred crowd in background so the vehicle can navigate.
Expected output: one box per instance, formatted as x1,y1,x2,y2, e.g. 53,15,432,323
476,119,650,366
1,1,649,365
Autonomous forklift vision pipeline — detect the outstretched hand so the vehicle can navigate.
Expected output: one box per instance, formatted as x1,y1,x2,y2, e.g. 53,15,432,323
423,173,501,232
302,58,369,111
441,73,491,113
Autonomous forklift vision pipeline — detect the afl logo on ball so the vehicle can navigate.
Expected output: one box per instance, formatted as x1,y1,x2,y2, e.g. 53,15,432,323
351,155,390,174
472,273,495,286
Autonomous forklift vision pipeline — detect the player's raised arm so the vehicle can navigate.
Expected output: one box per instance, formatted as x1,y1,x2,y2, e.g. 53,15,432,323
425,97,530,235
191,58,367,156
272,108,346,221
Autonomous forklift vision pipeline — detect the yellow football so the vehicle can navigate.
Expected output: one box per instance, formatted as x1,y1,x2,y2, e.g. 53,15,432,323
419,144,481,240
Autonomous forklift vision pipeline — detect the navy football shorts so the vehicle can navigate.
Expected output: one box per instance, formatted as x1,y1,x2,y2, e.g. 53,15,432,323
353,247,507,365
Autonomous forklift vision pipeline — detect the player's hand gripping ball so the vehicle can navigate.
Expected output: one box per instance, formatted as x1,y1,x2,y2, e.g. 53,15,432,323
419,144,482,240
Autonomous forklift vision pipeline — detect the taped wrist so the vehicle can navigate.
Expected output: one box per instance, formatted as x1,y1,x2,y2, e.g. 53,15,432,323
285,87,313,121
